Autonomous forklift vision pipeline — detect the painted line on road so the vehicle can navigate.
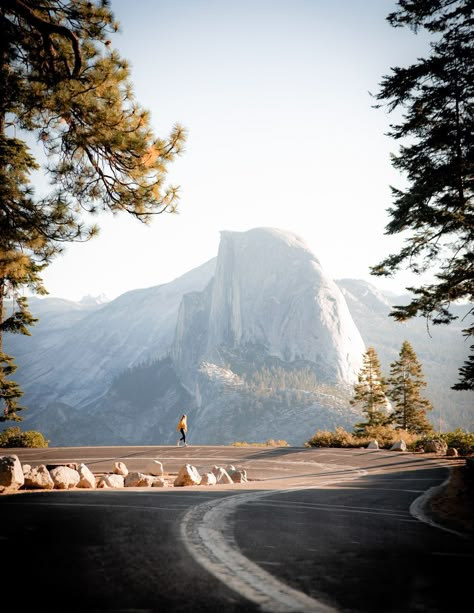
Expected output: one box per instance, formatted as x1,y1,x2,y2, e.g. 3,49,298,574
179,468,367,612
181,488,338,613
410,476,469,539
181,461,456,611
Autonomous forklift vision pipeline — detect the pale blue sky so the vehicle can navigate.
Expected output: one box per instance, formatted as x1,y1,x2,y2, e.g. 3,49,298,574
39,0,432,301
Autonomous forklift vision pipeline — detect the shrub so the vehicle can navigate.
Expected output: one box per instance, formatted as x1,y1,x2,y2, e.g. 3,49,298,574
231,439,290,447
0,427,49,448
440,429,474,456
265,439,290,447
407,430,474,456
307,426,424,450
305,426,474,455
306,427,357,448
354,426,421,450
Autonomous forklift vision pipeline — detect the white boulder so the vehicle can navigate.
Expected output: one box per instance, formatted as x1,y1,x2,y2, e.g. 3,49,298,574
145,460,164,476
113,461,129,476
0,455,25,490
23,465,54,490
390,440,407,452
174,464,201,486
77,463,96,488
200,472,217,485
97,473,125,488
124,472,155,487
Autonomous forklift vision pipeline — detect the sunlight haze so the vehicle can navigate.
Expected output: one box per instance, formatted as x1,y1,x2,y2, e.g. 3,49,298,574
38,0,431,302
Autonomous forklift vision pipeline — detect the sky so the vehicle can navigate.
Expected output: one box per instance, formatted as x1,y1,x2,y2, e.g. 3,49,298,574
37,0,433,302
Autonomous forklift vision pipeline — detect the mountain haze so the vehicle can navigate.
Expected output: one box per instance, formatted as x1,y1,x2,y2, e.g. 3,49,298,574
4,228,472,445
338,278,473,431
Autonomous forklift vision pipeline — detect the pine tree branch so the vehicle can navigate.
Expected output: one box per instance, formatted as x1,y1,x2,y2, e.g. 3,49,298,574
4,0,82,76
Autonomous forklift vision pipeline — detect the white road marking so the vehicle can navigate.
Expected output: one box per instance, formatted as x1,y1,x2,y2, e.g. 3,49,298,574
181,488,338,612
180,460,457,611
409,477,469,539
180,466,368,612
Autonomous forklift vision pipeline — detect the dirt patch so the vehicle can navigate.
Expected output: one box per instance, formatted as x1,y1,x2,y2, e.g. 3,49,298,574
429,463,474,536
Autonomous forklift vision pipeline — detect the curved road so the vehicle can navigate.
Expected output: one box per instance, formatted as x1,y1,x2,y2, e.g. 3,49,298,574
0,446,471,612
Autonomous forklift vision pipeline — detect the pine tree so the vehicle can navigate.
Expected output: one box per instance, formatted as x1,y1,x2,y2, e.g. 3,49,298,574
387,341,434,434
370,0,474,390
0,293,38,420
452,345,474,390
351,347,390,433
0,0,186,420
0,352,25,422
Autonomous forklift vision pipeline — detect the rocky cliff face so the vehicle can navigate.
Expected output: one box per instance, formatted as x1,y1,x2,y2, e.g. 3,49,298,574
173,228,365,387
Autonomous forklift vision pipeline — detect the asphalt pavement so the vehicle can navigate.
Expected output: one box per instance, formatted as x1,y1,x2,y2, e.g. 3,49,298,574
1,446,471,612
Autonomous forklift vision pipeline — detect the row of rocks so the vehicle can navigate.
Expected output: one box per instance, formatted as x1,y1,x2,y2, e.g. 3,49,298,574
0,455,248,493
0,439,456,492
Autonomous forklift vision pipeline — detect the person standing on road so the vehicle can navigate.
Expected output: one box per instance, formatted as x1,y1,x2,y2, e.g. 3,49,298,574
176,414,188,446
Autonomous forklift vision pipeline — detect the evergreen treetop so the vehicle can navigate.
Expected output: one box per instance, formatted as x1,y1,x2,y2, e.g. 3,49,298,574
387,340,434,435
0,0,186,420
371,0,473,390
351,347,391,434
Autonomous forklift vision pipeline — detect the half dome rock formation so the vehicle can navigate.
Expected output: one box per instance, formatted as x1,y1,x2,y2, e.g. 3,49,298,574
174,227,365,386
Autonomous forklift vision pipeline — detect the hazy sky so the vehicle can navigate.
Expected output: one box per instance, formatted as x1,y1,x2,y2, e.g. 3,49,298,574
38,0,432,302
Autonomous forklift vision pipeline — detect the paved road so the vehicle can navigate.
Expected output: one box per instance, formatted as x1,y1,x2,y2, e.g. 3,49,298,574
1,446,472,612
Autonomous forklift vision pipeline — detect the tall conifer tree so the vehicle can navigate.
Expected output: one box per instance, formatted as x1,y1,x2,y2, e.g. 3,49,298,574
387,340,434,434
0,0,186,420
351,347,390,434
371,0,474,390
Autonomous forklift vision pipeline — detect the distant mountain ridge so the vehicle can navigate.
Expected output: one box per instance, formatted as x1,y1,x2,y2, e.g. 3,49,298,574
4,227,472,445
